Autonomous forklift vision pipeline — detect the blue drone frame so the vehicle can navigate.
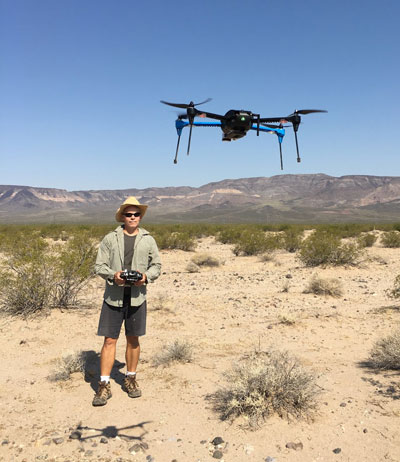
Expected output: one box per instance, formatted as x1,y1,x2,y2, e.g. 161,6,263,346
161,99,327,169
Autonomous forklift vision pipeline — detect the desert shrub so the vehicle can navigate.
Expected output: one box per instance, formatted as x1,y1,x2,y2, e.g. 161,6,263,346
381,231,400,248
190,253,220,267
186,261,200,273
216,227,244,244
154,231,196,251
357,233,377,248
52,233,97,308
151,294,172,312
282,229,303,253
48,350,86,381
0,233,96,317
386,275,400,299
298,231,362,267
303,275,343,297
232,230,281,256
152,340,193,367
208,350,319,427
0,237,56,317
367,330,400,370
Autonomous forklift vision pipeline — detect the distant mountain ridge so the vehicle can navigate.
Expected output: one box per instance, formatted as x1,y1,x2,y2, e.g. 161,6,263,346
1,174,400,223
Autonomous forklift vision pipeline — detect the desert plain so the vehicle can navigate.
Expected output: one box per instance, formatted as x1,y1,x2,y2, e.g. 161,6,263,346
1,233,400,462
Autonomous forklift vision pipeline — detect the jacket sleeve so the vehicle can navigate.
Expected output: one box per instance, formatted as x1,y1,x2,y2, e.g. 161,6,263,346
144,237,161,283
94,236,116,281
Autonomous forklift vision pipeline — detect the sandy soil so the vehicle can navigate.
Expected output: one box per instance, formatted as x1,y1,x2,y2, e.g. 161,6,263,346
1,236,400,462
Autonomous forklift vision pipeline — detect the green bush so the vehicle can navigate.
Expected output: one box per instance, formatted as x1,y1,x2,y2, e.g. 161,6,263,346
357,233,377,248
207,350,319,427
298,231,362,267
282,229,303,253
52,233,97,308
381,231,400,248
0,233,96,317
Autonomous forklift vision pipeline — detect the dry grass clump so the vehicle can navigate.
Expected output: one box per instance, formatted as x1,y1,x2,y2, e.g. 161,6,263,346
208,350,319,428
151,294,172,312
152,340,193,367
357,232,377,248
48,350,86,381
367,330,400,370
386,275,400,299
190,253,220,267
303,275,343,297
186,261,200,273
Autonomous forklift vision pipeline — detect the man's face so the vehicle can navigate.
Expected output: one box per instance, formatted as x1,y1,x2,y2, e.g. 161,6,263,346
122,205,141,227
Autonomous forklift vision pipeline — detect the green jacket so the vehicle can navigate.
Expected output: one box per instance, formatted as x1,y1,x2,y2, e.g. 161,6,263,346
95,226,161,307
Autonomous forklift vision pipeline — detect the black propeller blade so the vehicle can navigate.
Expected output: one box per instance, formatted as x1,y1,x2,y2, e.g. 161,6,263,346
160,98,212,109
287,109,327,116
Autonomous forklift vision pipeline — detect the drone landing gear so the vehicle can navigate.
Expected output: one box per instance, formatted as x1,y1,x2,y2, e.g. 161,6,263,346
174,134,181,164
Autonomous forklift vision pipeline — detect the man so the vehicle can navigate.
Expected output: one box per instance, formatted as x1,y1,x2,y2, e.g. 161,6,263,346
92,196,161,406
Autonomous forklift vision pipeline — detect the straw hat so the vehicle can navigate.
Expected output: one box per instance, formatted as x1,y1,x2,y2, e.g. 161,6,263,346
115,196,148,222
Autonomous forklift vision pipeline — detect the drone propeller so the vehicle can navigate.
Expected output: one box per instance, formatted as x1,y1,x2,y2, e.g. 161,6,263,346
160,98,212,109
161,99,212,157
287,109,327,116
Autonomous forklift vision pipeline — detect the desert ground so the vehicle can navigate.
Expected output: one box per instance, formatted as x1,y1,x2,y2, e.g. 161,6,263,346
1,235,400,462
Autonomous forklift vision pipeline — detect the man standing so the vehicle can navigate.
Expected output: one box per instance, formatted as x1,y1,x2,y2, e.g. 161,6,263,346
92,196,161,406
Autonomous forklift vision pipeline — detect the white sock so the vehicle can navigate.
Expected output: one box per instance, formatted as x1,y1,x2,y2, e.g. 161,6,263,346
126,371,136,377
100,376,110,383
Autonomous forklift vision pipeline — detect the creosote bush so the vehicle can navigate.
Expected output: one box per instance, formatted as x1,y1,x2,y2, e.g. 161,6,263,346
381,231,400,248
208,350,319,428
298,231,362,267
367,330,400,370
0,234,96,317
190,253,220,267
186,261,200,273
303,275,343,297
152,340,193,367
357,233,377,248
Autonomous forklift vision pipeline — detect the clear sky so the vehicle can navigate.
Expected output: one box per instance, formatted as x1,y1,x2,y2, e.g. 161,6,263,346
1,0,399,191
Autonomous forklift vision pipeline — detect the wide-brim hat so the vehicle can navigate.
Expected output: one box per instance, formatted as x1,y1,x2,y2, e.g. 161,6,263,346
115,196,148,222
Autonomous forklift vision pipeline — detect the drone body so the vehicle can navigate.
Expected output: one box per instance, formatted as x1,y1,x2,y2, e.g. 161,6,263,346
161,99,327,169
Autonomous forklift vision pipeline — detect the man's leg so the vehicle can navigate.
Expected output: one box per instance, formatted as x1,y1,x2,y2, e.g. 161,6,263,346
125,335,140,372
100,337,118,376
123,335,142,398
93,337,117,406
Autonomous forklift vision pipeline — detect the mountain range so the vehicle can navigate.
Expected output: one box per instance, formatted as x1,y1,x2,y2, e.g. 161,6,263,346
1,174,400,223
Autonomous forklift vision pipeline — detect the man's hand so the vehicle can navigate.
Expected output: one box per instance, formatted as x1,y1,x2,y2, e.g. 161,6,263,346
133,273,147,286
114,271,125,286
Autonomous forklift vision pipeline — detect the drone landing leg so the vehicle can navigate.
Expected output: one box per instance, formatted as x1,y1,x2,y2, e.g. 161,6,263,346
187,124,193,156
294,131,301,163
174,134,181,164
279,142,283,170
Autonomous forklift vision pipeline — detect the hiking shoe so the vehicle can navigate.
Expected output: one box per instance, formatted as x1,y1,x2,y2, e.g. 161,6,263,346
92,381,112,406
123,375,142,398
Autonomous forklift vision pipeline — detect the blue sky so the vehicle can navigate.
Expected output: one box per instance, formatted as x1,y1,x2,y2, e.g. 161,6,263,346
1,0,399,191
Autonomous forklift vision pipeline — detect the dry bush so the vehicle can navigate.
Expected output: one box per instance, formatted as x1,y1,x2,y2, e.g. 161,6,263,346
190,253,220,267
303,275,343,297
152,340,193,367
278,313,296,325
151,294,172,312
186,261,200,273
367,330,400,370
386,275,400,299
48,350,86,381
207,350,319,428
258,252,275,262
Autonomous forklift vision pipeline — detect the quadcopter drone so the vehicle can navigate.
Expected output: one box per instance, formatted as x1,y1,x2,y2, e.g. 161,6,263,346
161,98,327,169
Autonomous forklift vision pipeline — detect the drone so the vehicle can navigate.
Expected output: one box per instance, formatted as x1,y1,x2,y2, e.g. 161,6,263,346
161,98,327,169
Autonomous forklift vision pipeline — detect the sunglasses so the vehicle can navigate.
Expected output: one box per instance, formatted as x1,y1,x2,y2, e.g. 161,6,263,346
123,212,141,218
